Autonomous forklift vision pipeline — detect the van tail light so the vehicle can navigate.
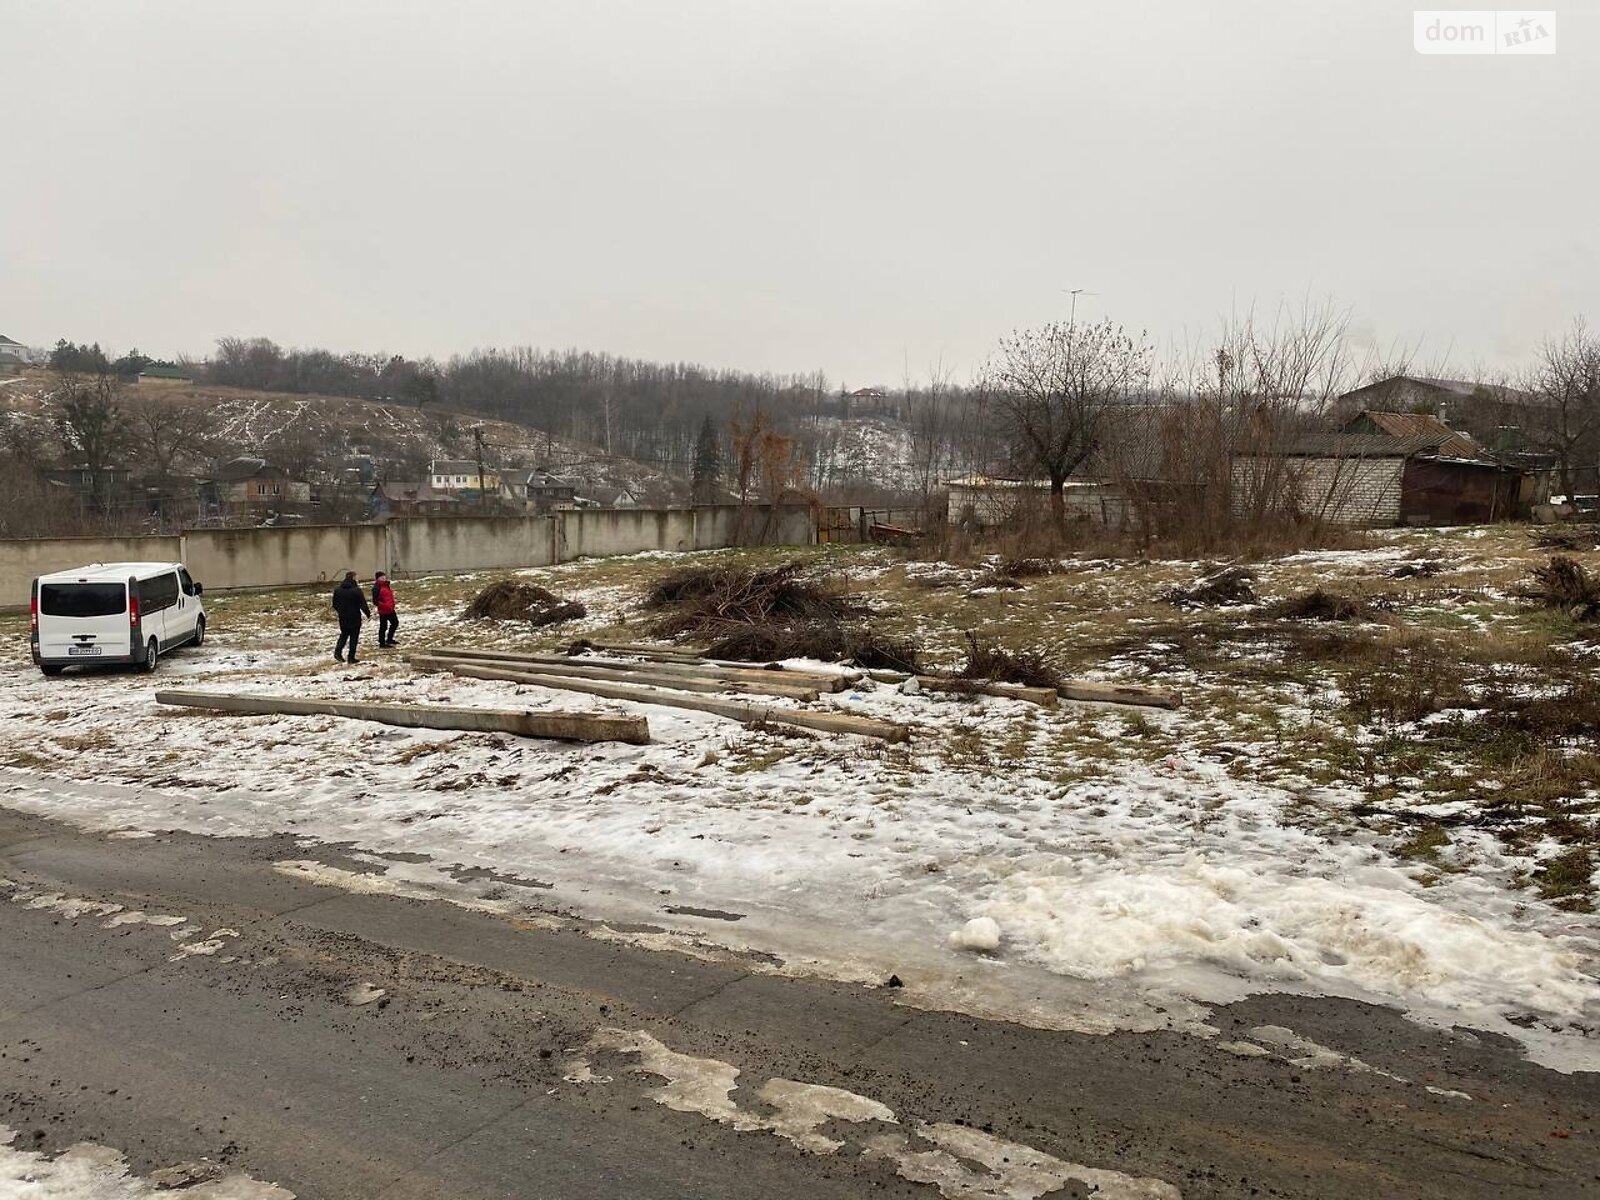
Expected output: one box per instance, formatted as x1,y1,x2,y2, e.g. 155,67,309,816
29,595,38,632
129,594,140,628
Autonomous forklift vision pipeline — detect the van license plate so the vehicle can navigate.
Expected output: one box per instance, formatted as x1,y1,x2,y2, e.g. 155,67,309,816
67,646,102,656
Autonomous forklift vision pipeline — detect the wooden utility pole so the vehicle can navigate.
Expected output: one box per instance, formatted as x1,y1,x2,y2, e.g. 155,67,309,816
472,425,487,512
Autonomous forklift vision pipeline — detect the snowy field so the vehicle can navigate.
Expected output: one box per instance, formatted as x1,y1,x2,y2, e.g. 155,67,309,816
2,530,1597,1074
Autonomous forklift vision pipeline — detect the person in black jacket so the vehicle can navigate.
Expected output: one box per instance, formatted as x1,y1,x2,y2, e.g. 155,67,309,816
331,570,372,663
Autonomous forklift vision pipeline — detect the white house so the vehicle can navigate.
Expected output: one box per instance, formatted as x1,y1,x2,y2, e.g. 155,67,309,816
944,474,1126,527
429,459,501,493
0,334,37,368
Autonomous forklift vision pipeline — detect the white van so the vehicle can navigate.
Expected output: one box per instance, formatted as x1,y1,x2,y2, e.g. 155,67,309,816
30,562,207,676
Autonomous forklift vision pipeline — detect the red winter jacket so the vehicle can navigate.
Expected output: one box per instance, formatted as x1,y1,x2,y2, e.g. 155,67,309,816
372,578,397,615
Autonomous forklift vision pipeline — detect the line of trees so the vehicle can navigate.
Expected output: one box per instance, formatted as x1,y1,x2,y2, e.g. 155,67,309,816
198,338,837,479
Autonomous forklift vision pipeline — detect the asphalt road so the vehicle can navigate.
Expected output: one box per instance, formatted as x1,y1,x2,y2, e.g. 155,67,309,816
1,804,1596,1199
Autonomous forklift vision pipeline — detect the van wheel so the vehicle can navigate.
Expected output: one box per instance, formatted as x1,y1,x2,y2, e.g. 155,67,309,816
40,665,63,677
141,638,159,673
193,617,206,647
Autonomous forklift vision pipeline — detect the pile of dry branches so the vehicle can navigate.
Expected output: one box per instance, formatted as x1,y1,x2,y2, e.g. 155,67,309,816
1160,565,1258,608
1388,559,1445,580
1524,556,1600,620
646,562,865,635
1534,528,1600,552
644,562,918,669
957,632,1063,688
461,581,587,626
705,623,921,672
1267,589,1375,622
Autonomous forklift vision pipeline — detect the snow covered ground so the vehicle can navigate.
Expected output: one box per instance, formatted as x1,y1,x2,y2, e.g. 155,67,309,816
1,538,1597,1075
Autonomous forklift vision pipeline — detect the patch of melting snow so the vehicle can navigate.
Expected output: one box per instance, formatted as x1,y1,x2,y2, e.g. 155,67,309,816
574,1028,1179,1198
271,858,528,918
0,1124,294,1198
865,1123,1181,1200
170,936,231,960
756,1078,898,1154
102,911,188,929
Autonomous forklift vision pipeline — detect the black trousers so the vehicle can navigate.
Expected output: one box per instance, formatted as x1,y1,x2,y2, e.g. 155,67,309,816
336,620,362,660
378,613,399,645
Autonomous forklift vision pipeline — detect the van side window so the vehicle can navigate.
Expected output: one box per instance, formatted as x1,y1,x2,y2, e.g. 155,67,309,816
178,568,196,596
138,574,180,613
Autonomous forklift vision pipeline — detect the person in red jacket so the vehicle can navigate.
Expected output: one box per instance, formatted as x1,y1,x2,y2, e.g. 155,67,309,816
372,571,399,647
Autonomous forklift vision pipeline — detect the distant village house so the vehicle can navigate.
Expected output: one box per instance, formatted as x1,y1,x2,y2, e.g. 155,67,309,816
370,480,459,518
213,458,312,514
0,334,38,370
1232,410,1527,527
430,459,500,493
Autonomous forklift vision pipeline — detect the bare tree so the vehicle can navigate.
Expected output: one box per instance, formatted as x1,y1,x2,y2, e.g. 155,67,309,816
263,423,325,484
905,357,958,523
983,317,1153,533
1145,297,1362,549
124,394,213,477
52,368,130,514
1523,319,1600,499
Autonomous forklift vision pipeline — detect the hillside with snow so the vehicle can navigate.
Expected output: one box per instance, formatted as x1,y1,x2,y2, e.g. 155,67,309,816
0,371,686,506
801,414,920,491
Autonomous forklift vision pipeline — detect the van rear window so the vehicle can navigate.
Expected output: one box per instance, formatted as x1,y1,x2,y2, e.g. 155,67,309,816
40,583,127,618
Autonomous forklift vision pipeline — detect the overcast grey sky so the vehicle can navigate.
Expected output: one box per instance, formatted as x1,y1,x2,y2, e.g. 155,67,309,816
3,0,1595,386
